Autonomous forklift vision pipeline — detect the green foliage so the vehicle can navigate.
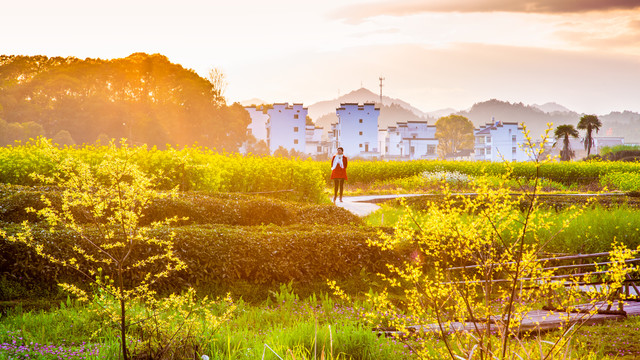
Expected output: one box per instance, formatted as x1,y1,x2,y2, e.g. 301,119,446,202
0,223,394,293
0,185,361,226
0,54,250,150
601,171,640,192
338,157,640,188
342,132,639,360
434,114,475,158
599,144,640,156
0,138,326,202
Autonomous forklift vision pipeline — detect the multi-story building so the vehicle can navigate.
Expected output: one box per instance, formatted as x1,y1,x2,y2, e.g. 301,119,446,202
244,105,270,143
305,124,329,158
334,103,380,158
380,121,438,160
397,121,438,160
474,120,528,162
267,103,307,154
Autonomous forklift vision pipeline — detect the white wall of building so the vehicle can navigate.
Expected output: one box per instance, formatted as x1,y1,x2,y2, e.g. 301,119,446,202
474,121,528,162
267,103,307,154
335,103,380,158
244,105,269,142
397,121,439,160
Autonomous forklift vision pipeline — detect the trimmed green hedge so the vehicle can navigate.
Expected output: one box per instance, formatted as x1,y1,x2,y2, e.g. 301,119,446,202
0,223,399,300
0,185,362,226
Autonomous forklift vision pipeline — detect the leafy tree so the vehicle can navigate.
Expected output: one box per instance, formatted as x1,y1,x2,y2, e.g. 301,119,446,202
51,129,76,146
0,54,250,150
332,127,636,359
434,115,474,159
577,114,602,157
206,67,227,106
245,136,270,156
0,139,188,360
554,124,579,161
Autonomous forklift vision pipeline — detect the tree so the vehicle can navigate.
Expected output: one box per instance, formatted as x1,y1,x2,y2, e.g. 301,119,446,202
0,139,187,360
577,114,602,157
554,124,579,161
434,115,474,159
207,67,228,106
333,127,636,359
0,54,250,149
51,129,76,147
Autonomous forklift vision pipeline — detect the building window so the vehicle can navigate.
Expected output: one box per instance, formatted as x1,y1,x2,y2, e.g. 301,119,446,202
487,147,491,155
427,145,436,155
359,119,363,123
512,135,516,142
294,139,298,144
410,146,415,155
294,127,299,132
486,136,491,143
385,146,388,152
359,144,363,148
317,146,322,152
359,131,363,135
512,146,517,154
294,114,299,119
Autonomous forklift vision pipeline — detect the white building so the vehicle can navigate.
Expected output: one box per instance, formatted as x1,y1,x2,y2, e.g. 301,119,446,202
381,121,438,160
305,124,328,158
474,120,529,162
334,103,380,158
266,103,307,154
397,121,438,160
244,105,270,142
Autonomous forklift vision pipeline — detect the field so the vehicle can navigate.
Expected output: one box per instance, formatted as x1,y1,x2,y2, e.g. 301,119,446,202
1,140,640,359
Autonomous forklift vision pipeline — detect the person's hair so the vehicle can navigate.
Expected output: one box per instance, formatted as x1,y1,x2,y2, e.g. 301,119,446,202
337,147,344,151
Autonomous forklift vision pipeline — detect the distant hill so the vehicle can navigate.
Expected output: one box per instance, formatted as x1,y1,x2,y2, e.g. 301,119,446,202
532,102,573,114
239,98,267,107
308,88,427,120
458,99,640,143
314,102,433,138
458,99,580,138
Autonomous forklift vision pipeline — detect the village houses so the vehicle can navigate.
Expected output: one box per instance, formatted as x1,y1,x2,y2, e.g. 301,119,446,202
245,102,622,163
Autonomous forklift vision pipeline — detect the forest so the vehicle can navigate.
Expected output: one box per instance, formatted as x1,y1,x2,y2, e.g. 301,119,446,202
0,53,250,150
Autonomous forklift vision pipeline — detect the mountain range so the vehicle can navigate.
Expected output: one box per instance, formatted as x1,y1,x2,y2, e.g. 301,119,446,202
241,88,640,143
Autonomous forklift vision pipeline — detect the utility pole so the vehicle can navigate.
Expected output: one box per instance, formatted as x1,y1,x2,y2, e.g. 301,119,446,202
378,76,385,105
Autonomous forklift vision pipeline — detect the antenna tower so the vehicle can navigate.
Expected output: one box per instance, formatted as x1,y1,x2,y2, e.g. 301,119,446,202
378,76,385,105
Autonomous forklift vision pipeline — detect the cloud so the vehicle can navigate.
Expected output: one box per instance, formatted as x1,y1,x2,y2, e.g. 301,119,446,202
332,0,640,22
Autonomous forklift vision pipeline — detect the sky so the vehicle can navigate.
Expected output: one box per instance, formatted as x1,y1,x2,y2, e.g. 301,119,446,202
2,0,640,116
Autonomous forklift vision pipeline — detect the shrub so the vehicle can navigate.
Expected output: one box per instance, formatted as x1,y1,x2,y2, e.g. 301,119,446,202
0,185,362,226
0,223,397,298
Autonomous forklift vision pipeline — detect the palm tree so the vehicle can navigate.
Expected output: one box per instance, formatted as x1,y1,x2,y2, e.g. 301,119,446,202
577,114,603,157
554,125,579,161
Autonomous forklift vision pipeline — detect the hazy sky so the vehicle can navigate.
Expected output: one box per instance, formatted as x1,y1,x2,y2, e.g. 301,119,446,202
2,0,640,115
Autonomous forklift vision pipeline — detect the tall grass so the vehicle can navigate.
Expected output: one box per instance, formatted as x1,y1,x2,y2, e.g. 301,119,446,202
367,204,640,254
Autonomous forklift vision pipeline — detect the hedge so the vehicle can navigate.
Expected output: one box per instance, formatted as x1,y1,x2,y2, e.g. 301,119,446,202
0,223,401,300
0,185,362,226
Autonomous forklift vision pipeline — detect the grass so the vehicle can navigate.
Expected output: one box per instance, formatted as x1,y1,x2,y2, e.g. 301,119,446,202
3,286,640,359
0,285,410,360
366,202,640,253
336,171,611,197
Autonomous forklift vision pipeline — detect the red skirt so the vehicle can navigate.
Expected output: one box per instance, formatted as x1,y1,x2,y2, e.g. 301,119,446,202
331,166,347,180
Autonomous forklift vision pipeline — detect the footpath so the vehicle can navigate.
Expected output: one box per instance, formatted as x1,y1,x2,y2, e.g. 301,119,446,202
335,192,627,217
333,194,422,217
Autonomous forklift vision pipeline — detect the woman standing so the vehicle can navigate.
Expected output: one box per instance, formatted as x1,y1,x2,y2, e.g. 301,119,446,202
330,147,348,203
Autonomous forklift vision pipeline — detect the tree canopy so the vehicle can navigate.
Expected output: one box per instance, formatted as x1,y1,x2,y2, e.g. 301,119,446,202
554,124,579,161
434,114,475,158
0,53,250,150
577,114,602,157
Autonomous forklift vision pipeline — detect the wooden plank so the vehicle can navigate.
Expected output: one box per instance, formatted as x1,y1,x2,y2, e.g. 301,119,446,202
377,301,637,338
